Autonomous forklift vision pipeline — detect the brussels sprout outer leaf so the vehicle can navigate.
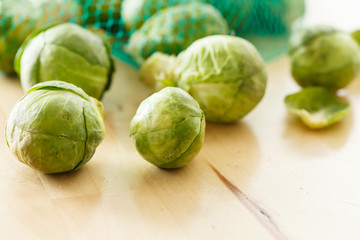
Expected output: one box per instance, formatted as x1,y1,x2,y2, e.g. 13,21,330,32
102,39,115,94
351,30,360,46
75,99,105,171
284,87,351,129
26,80,90,101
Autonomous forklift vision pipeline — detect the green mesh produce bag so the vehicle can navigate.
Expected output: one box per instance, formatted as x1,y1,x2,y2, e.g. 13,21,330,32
0,0,84,74
0,0,305,73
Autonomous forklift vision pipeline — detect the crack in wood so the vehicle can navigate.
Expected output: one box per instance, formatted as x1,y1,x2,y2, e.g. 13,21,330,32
208,162,288,240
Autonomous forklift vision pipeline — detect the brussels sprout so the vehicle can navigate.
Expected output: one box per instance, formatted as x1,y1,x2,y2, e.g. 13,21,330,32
121,0,203,31
139,52,178,90
351,29,360,46
145,35,266,123
284,87,351,129
126,2,229,64
5,81,105,174
130,87,205,169
289,25,360,90
15,23,114,100
0,0,83,75
175,35,267,123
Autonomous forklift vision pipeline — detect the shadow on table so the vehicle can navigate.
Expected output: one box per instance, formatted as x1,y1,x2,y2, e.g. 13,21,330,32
346,75,360,95
282,110,353,151
129,158,207,227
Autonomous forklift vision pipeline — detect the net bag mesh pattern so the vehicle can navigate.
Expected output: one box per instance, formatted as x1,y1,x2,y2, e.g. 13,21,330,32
0,0,305,72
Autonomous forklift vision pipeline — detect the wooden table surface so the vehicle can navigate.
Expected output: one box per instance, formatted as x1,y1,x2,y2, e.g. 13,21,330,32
1,1,360,239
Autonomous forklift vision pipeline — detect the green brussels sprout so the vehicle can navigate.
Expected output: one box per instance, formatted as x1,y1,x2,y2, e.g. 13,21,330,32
15,23,114,100
121,0,203,31
351,29,360,47
130,87,205,169
5,81,105,174
289,25,360,90
0,0,83,75
142,35,267,123
284,87,351,129
175,35,267,123
126,2,229,64
139,52,178,90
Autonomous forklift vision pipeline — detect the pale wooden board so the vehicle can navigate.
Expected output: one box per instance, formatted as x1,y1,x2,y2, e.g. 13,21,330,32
1,0,360,239
1,55,360,240
0,63,277,240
